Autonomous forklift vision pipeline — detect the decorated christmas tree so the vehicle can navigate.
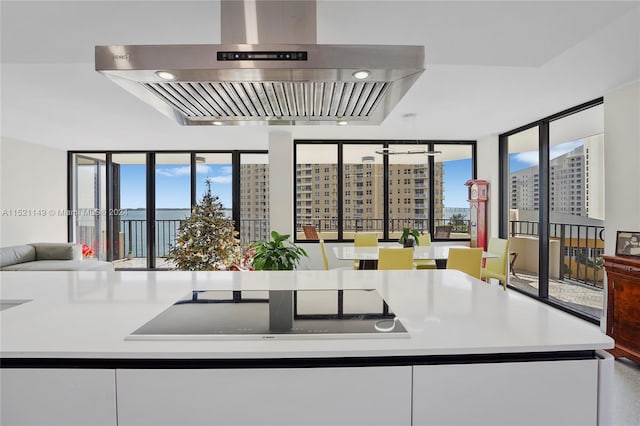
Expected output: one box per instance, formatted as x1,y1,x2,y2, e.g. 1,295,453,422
167,180,242,271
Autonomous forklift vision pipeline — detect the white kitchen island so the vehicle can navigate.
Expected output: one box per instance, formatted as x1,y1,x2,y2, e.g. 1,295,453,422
1,269,614,426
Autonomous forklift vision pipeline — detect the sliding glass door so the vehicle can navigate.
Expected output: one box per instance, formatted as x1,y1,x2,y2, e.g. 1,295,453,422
155,154,191,268
548,104,605,318
505,126,541,298
71,153,107,260
111,153,147,268
500,99,604,322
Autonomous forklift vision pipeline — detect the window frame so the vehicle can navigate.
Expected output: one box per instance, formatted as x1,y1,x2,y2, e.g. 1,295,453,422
68,149,268,270
293,140,477,243
498,97,604,324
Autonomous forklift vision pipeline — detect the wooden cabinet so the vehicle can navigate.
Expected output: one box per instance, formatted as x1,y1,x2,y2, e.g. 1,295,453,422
603,255,640,364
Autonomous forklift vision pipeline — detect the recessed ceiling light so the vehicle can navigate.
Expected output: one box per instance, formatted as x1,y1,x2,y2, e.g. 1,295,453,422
155,71,175,80
211,121,223,126
352,70,370,80
337,121,348,126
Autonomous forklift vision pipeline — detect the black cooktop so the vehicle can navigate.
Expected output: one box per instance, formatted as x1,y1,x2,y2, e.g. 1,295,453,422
127,289,408,340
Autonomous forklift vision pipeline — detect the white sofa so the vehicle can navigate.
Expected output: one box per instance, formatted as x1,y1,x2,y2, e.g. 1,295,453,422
0,243,114,271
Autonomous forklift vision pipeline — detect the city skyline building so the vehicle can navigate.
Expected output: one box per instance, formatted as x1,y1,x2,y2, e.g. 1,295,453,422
294,162,445,235
510,135,604,220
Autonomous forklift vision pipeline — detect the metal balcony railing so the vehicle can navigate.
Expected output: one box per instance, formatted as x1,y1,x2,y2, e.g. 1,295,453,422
295,217,470,237
509,220,605,289
119,218,271,259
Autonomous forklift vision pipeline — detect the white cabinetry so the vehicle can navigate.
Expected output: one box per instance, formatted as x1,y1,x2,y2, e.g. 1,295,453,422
116,366,412,426
0,368,117,426
412,359,599,426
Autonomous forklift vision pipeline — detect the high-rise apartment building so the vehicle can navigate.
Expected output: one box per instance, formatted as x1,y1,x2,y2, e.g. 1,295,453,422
510,135,604,218
239,163,270,242
295,162,444,232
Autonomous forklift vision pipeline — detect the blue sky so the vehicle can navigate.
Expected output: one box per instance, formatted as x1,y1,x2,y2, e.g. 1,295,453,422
120,164,233,209
509,140,583,172
119,157,476,210
442,158,472,208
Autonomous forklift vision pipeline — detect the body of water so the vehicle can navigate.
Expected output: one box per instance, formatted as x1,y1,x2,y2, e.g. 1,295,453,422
119,208,231,258
443,207,470,219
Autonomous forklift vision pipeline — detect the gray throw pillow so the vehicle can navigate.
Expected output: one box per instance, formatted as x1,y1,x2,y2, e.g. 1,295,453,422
32,243,78,261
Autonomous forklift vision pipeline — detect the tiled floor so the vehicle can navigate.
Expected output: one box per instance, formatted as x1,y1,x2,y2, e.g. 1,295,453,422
508,272,604,318
612,358,640,426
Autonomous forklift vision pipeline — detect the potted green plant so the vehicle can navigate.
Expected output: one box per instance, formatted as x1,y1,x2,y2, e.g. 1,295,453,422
248,231,309,270
398,227,421,248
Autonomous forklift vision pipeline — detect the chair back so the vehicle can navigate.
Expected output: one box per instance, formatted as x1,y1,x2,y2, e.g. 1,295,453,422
319,240,330,271
434,226,451,239
446,248,483,279
414,232,437,269
377,248,414,270
481,237,510,289
303,225,320,240
354,232,378,247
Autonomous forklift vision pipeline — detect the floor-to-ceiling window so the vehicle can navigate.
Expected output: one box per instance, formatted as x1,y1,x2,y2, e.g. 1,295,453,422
240,153,270,245
155,153,191,268
505,126,541,298
70,153,107,260
110,153,147,266
548,104,605,318
500,99,604,322
69,150,267,270
434,143,475,240
295,143,339,240
343,143,383,240
294,140,476,242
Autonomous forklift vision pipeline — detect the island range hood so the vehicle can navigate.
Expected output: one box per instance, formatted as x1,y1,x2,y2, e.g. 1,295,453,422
95,1,425,126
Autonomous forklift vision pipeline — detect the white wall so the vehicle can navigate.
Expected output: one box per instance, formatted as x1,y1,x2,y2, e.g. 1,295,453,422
604,80,640,255
0,137,68,246
268,131,294,236
476,134,500,237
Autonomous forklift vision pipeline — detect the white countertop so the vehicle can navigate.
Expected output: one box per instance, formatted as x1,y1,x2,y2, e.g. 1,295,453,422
0,270,613,359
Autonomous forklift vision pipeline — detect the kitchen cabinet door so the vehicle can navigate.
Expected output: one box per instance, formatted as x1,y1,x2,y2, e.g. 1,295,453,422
117,366,411,426
0,368,117,426
413,359,598,426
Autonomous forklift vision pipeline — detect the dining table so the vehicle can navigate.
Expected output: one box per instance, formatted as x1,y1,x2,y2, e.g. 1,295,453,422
333,245,498,270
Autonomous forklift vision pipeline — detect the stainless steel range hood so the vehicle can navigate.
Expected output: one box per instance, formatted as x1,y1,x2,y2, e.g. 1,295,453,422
95,1,424,126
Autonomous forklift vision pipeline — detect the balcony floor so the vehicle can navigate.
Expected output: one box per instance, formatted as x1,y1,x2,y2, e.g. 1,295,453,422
508,272,603,318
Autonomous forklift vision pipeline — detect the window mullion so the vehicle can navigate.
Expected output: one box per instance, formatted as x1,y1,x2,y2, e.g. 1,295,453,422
383,141,389,240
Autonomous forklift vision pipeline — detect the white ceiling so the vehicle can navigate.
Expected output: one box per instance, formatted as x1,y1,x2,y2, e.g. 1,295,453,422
1,1,638,151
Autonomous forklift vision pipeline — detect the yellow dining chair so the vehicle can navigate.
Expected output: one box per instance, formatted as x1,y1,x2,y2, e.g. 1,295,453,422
377,248,414,270
413,232,437,270
354,232,378,247
446,248,483,279
353,232,378,269
319,239,330,271
319,240,353,271
481,237,511,290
